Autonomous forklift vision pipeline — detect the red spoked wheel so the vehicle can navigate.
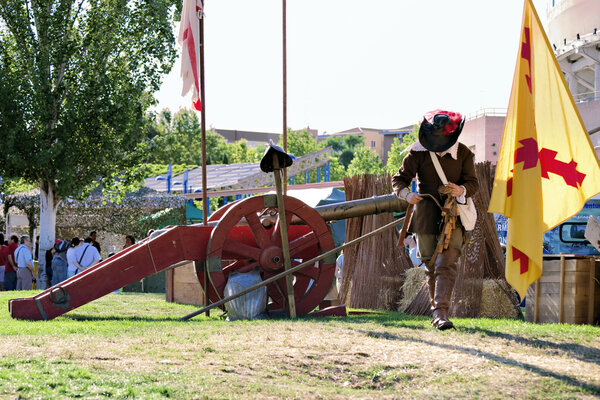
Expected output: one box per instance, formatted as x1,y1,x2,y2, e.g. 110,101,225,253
207,199,239,222
196,194,335,316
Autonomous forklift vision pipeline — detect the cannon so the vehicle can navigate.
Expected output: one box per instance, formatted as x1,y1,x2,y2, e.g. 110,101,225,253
9,192,406,321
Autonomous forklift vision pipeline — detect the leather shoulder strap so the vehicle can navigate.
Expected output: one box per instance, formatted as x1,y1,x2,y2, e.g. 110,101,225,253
79,244,89,264
429,151,448,185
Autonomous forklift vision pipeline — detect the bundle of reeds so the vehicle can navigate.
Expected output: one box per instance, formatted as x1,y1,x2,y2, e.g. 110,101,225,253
339,174,413,310
338,175,365,305
397,267,427,313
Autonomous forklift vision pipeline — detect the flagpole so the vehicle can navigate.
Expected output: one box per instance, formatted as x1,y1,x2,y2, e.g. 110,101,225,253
199,4,208,225
199,1,209,316
282,0,288,194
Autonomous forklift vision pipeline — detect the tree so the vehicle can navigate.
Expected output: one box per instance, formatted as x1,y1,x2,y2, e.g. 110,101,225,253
0,0,177,288
148,108,232,165
321,136,346,152
385,125,419,175
344,134,364,149
347,147,385,177
284,129,320,158
338,149,355,169
228,140,262,164
327,156,346,182
386,138,404,175
320,134,362,170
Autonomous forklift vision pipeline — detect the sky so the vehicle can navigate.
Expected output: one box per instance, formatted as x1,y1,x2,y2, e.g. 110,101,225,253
153,0,550,135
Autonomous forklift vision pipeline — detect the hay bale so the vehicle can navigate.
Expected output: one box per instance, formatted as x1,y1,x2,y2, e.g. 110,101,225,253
480,279,520,318
379,276,405,310
398,267,427,312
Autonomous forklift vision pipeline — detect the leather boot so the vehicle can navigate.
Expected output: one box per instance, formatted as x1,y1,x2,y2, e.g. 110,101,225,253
431,248,459,330
425,266,436,312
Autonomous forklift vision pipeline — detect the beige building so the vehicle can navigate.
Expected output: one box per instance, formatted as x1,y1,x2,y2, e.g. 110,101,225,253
214,127,318,147
319,126,413,165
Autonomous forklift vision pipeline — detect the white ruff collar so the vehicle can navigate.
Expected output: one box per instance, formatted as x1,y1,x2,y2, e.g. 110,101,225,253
410,140,459,160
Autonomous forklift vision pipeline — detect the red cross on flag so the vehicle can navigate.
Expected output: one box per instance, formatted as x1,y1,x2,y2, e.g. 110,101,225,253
489,0,600,299
178,0,203,111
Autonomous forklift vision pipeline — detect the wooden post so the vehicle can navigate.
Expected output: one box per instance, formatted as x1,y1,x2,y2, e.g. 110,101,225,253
166,269,174,302
281,0,288,195
559,255,565,323
534,279,540,323
199,3,209,316
272,155,296,318
588,258,596,325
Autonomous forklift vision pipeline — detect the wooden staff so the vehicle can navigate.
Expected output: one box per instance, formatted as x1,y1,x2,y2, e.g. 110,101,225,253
272,155,296,318
397,203,414,247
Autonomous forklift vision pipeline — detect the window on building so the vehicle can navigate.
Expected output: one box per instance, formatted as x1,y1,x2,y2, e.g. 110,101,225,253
491,142,496,147
493,151,497,156
371,140,376,148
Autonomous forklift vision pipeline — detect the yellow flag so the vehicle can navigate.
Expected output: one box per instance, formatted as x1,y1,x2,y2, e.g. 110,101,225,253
489,0,600,299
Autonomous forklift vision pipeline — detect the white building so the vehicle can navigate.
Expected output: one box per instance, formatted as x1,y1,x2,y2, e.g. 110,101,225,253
548,0,600,154
461,0,600,162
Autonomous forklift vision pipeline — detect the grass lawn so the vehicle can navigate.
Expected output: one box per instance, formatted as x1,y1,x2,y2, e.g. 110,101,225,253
1,291,599,399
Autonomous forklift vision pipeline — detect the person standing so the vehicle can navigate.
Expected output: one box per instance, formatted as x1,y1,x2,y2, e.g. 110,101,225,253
34,235,39,261
123,235,135,249
3,235,19,291
66,238,81,279
51,240,70,285
392,110,478,330
15,235,34,290
89,231,101,254
0,234,5,290
74,238,101,272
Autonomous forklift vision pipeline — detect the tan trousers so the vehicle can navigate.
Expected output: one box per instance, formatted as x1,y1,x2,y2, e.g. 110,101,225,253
16,267,33,290
415,227,464,264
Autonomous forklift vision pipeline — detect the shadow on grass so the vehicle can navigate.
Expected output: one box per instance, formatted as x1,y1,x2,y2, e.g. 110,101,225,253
301,310,431,330
64,314,187,322
359,329,600,395
311,312,600,365
458,326,600,365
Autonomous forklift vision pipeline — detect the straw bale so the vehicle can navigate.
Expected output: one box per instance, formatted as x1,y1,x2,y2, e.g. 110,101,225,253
398,267,427,312
379,276,405,310
480,279,521,318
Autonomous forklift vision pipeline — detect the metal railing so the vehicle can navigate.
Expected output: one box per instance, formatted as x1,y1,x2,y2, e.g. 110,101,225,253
465,108,508,121
554,31,600,56
572,91,600,103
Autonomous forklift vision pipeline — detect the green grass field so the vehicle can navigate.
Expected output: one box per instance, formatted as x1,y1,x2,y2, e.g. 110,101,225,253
1,291,599,399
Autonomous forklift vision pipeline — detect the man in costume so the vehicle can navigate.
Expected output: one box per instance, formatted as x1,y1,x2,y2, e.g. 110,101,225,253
392,110,478,330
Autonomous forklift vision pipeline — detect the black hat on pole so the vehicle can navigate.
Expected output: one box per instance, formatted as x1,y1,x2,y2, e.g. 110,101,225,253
418,109,465,153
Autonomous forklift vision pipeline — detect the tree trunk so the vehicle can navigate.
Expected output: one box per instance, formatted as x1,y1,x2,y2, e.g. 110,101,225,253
38,182,60,290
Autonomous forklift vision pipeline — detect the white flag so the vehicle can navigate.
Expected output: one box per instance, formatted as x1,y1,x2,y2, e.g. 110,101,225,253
178,0,203,111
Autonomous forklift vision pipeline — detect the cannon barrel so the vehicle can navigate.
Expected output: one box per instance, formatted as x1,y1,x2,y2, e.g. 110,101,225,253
313,194,406,222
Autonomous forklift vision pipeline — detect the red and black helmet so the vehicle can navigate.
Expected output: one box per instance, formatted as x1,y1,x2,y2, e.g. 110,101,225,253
418,109,465,152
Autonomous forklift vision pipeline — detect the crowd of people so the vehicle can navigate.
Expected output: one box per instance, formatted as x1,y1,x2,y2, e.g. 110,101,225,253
0,231,136,291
